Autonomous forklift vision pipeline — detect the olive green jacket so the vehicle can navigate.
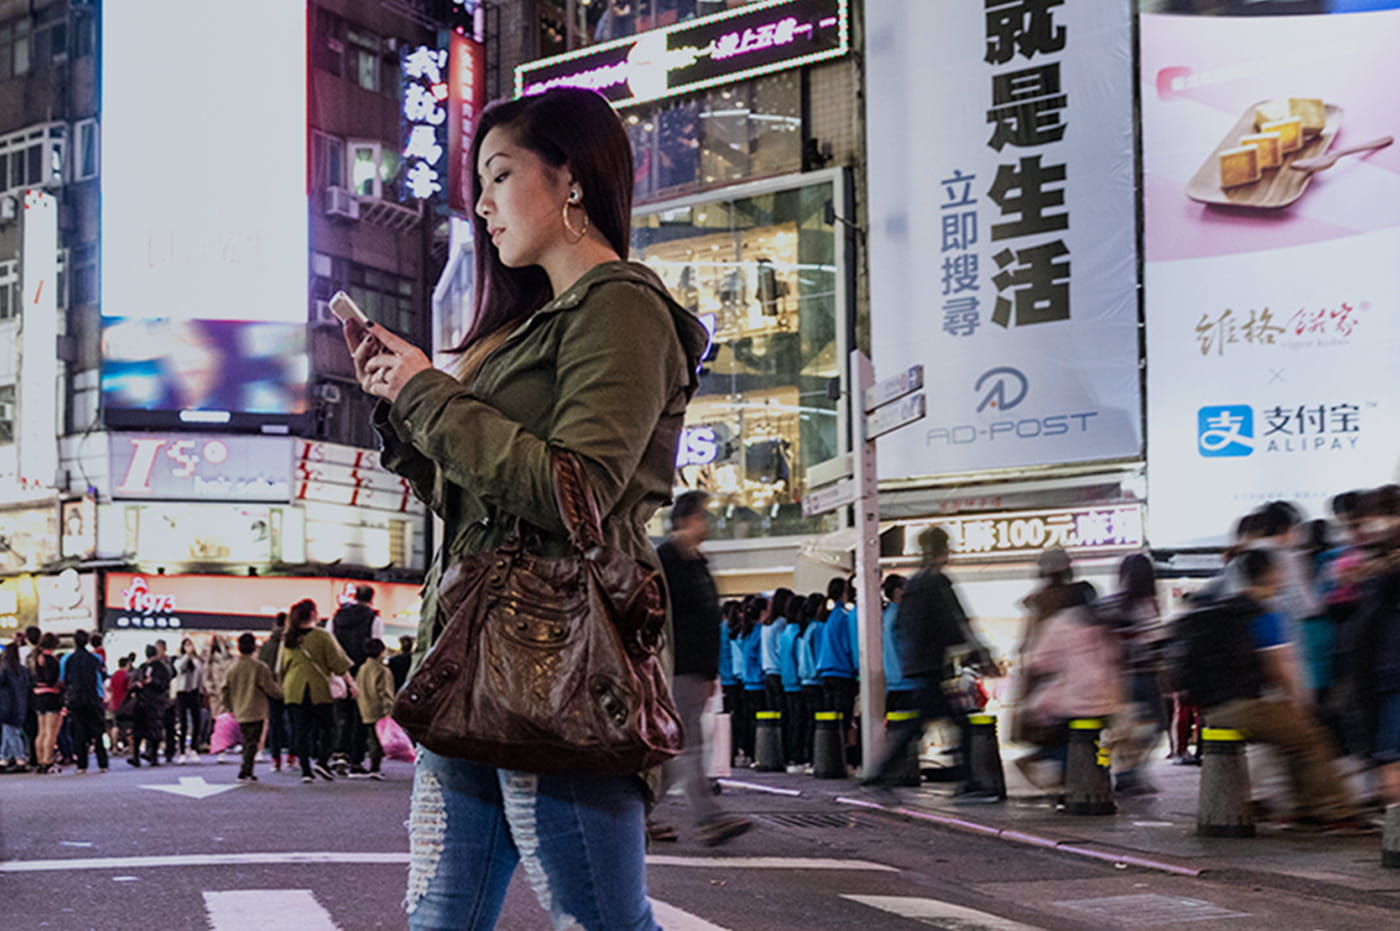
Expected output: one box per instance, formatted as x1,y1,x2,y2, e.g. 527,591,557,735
376,261,710,671
277,628,352,705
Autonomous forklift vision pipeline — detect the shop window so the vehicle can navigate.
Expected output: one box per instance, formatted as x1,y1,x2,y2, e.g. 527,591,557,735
633,176,843,541
627,72,801,204
0,383,13,443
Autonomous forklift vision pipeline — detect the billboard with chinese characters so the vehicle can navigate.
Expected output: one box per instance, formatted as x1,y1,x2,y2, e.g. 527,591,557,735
1141,4,1400,547
515,0,849,109
108,434,292,502
100,0,308,429
865,0,1140,479
895,504,1144,562
402,45,449,201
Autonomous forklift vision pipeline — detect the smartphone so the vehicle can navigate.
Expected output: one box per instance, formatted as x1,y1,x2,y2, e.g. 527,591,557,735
329,291,372,328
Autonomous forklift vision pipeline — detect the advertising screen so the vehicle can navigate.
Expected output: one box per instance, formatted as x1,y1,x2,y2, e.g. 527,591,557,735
100,1,308,429
1141,2,1400,546
865,0,1141,480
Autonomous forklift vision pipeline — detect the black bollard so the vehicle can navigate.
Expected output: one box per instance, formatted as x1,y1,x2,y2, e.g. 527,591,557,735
1063,718,1116,815
1197,727,1254,838
965,713,1007,800
884,710,922,787
812,711,846,779
754,710,784,772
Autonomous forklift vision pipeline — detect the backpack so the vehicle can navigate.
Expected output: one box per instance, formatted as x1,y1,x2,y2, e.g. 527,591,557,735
1161,595,1265,708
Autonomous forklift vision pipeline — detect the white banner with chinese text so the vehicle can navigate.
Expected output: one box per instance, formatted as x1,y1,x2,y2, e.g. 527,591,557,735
865,0,1141,480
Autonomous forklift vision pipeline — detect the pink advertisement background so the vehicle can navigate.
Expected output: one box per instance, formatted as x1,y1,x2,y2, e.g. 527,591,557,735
1141,11,1400,262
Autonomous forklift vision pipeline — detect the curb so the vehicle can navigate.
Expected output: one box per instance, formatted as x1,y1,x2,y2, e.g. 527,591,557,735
834,795,1204,878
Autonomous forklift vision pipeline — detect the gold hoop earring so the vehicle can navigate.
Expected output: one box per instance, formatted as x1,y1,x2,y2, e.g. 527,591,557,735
562,201,589,244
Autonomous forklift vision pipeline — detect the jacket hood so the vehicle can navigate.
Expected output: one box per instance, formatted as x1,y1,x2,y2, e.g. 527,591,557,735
539,261,711,398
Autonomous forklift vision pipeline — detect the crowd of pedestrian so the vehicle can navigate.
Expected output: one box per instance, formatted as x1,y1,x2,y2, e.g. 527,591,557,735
0,595,414,786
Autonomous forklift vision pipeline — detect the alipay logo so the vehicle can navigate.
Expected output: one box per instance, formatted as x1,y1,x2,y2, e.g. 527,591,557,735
1198,405,1254,457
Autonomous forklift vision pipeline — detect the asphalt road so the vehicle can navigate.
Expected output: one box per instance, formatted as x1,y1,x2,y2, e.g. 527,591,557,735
1,760,1395,930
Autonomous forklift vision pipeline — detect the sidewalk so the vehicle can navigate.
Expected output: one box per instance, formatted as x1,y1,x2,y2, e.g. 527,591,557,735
715,752,1400,910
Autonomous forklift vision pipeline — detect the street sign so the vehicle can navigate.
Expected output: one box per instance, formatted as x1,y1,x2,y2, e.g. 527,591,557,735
805,452,853,489
801,477,856,517
865,393,926,440
863,364,923,413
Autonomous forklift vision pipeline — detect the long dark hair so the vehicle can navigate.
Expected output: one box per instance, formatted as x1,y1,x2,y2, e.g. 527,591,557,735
283,599,317,650
455,88,635,352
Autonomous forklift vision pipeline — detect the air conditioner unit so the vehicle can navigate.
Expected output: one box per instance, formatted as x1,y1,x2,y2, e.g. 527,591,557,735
323,186,361,222
313,383,343,404
0,196,16,222
0,401,14,421
314,300,335,324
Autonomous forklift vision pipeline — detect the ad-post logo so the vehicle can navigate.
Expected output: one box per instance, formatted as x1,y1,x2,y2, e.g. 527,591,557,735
975,366,1029,413
1197,405,1254,457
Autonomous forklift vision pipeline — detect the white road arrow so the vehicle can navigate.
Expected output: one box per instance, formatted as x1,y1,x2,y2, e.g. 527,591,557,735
141,776,241,800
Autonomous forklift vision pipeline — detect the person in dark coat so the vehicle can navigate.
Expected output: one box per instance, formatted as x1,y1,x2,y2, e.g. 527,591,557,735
129,645,171,768
330,585,378,774
0,642,30,772
863,526,994,795
655,490,752,846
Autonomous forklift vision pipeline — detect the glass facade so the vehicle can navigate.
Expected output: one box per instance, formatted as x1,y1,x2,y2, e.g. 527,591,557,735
633,174,844,541
625,71,801,205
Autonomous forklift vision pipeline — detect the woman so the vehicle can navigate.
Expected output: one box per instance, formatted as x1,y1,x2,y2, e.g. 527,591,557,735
1098,553,1166,795
258,613,292,772
0,642,30,773
173,637,205,764
345,88,707,929
278,599,351,784
205,634,236,762
29,633,63,773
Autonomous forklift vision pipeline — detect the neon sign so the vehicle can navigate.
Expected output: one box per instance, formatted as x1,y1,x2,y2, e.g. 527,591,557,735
515,0,849,109
402,45,449,201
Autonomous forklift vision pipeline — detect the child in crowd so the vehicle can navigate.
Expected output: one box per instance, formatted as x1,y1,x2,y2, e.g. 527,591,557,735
221,633,282,783
354,639,396,780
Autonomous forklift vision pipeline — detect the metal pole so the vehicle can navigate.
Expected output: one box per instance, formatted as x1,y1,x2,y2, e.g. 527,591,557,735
851,350,885,773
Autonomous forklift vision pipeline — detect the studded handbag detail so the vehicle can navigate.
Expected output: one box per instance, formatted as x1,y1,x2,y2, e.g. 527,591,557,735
392,450,682,775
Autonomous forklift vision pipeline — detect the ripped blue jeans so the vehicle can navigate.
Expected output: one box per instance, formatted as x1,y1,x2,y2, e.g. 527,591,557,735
406,748,660,930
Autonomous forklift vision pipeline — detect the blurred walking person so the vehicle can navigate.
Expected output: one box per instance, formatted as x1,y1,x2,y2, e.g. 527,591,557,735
331,584,380,775
279,598,352,783
258,614,292,771
1098,554,1167,795
222,632,282,783
657,491,753,845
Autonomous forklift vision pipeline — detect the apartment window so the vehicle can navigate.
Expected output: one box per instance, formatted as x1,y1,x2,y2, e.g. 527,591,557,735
312,131,345,189
313,257,416,335
0,260,16,320
32,6,66,67
0,123,65,194
348,140,400,200
74,120,97,181
0,384,14,443
348,29,383,93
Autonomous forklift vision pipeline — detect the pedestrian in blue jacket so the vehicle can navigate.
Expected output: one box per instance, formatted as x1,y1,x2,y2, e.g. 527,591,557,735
777,595,805,768
881,575,915,709
736,596,767,765
817,576,859,766
760,588,794,723
797,593,826,765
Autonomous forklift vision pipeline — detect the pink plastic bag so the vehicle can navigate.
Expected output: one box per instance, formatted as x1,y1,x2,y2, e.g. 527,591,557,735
209,713,242,755
375,716,416,763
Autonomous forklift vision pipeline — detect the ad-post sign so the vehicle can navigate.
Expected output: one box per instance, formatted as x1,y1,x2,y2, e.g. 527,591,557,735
866,0,1141,480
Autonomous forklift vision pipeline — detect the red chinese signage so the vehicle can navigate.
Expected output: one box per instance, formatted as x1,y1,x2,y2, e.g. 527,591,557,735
448,33,486,215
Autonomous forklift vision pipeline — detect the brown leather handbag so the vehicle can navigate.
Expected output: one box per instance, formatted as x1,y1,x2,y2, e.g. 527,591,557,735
392,451,682,775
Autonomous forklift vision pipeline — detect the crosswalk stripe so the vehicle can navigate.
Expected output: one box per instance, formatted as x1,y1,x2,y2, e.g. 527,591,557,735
649,898,733,930
843,895,1041,930
646,856,896,871
204,890,339,931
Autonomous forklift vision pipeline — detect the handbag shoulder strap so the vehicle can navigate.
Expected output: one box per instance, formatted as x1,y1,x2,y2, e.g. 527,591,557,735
551,450,605,553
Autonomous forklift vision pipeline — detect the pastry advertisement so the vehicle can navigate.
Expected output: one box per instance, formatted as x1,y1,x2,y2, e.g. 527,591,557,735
1141,2,1400,548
